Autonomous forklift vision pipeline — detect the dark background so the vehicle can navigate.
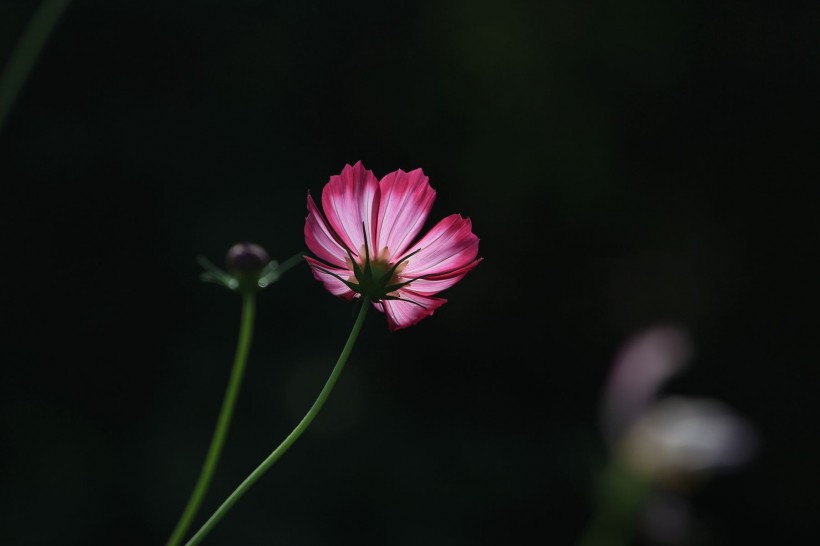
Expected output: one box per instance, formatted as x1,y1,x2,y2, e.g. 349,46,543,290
1,0,818,544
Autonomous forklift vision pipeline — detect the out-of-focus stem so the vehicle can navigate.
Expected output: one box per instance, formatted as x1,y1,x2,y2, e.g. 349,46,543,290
0,0,72,131
576,462,650,546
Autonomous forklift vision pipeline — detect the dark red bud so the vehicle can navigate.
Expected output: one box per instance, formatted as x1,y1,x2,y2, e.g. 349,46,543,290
226,242,270,276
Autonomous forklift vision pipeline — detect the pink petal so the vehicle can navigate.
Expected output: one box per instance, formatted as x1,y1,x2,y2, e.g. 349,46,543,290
305,193,349,268
321,161,380,259
376,290,447,331
376,168,436,258
305,256,357,301
400,257,482,296
400,215,480,277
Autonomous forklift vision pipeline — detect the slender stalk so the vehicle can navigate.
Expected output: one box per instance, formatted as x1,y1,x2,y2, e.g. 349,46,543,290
0,0,72,132
184,298,371,546
166,293,257,546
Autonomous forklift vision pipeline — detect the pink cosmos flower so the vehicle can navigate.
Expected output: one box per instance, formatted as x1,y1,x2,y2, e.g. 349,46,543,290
305,161,481,331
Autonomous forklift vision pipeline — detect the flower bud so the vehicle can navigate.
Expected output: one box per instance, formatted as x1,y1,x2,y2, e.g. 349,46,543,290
226,242,270,282
225,243,270,293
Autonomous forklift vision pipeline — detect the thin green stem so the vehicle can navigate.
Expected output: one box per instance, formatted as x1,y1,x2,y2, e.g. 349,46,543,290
184,298,371,546
0,0,72,132
166,293,257,546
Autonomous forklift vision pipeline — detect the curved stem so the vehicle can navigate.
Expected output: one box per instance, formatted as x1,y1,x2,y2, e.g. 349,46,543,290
166,293,257,546
0,0,72,132
184,298,370,546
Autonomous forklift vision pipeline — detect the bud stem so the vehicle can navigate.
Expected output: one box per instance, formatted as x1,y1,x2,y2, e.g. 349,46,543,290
166,292,256,546
183,297,371,546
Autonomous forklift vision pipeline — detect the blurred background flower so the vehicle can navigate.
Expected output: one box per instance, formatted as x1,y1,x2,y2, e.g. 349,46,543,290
584,326,758,545
618,396,756,489
601,326,756,487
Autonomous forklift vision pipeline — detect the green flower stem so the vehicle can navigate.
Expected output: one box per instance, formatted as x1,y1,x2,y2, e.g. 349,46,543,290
166,292,257,546
576,461,651,546
184,298,371,546
0,0,72,132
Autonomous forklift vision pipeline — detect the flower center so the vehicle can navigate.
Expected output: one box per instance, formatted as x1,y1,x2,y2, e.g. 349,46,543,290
349,246,408,301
